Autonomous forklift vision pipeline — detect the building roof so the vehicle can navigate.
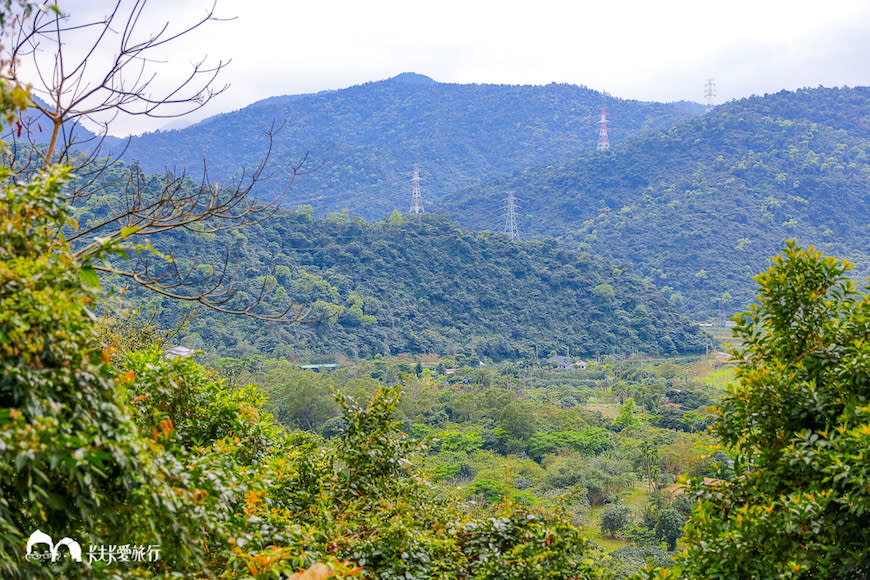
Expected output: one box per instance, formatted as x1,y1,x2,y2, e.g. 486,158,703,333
164,346,195,359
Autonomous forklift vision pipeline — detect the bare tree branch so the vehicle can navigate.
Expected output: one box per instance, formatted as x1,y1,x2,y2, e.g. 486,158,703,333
0,1,323,324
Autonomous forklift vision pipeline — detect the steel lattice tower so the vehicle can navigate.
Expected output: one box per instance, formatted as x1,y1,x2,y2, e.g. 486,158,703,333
597,107,610,151
504,192,519,240
410,165,423,214
705,78,717,113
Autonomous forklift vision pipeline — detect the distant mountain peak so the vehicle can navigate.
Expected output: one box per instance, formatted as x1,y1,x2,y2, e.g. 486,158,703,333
389,72,436,84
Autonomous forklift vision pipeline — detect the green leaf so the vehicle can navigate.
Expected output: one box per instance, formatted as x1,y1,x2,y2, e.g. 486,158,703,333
120,225,140,238
80,265,100,287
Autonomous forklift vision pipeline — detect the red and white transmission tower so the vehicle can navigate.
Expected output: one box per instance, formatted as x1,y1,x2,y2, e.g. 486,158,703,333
410,164,423,214
597,107,610,151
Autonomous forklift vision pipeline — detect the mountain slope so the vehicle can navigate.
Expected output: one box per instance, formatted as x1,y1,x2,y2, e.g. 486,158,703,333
132,211,706,360
106,73,702,219
443,86,870,319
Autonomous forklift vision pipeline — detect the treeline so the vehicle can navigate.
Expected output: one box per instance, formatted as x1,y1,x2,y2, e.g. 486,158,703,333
88,192,706,359
99,73,702,219
6,144,867,579
445,85,870,319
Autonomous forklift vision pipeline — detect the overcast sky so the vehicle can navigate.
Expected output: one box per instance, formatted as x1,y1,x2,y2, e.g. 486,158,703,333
53,0,870,136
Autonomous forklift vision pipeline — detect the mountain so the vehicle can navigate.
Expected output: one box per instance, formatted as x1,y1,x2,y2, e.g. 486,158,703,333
443,86,870,319
103,73,702,219
128,211,706,360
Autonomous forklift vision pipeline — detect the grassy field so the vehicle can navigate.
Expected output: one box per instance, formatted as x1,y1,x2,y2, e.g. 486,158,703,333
703,324,742,350
581,486,652,552
583,402,619,419
690,357,736,393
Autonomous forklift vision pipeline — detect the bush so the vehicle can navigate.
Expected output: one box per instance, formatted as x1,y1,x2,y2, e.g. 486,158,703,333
679,243,870,578
600,504,634,538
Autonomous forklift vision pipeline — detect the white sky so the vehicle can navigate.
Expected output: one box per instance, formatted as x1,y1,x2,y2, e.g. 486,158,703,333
52,0,870,136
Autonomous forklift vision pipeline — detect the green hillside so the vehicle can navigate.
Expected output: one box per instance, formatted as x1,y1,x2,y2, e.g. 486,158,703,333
115,208,705,360
443,86,870,319
105,73,702,220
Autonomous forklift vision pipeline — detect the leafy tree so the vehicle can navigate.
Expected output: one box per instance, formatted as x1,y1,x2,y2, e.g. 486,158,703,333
600,504,634,538
611,544,675,579
0,157,144,577
266,365,341,431
679,242,870,578
653,508,683,551
639,440,661,491
498,400,537,440
3,0,310,322
612,398,641,432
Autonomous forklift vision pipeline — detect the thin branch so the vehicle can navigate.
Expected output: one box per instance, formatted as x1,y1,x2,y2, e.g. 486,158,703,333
92,262,316,323
1,0,320,324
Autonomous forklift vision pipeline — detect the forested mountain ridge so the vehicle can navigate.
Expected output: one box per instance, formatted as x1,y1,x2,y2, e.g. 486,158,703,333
102,73,702,219
133,210,706,360
443,86,870,319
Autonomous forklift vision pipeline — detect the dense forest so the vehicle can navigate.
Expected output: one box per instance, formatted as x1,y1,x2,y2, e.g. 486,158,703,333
446,86,870,319
38,82,870,323
91,73,702,219
7,177,868,577
2,3,869,578
80,183,705,359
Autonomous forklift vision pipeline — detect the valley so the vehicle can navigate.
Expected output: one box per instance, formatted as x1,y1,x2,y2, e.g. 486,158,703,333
3,6,868,574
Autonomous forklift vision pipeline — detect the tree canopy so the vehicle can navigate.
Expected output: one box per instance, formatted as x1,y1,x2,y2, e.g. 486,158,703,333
447,86,870,319
676,242,870,578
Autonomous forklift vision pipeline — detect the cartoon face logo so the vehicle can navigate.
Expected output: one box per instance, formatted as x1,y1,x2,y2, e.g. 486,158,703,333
26,530,82,563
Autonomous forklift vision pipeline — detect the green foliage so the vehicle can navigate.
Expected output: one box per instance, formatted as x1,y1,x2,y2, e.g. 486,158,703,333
541,454,633,507
0,166,151,577
610,544,675,579
499,401,538,440
332,385,422,500
612,398,641,432
640,490,687,551
0,11,674,578
526,428,615,461
600,504,634,537
437,430,485,453
653,509,683,552
124,347,273,455
679,243,870,578
281,384,612,578
0,174,325,577
105,75,700,220
265,364,342,431
448,86,870,319
93,304,175,355
1,197,615,577
454,501,604,579
132,211,705,360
